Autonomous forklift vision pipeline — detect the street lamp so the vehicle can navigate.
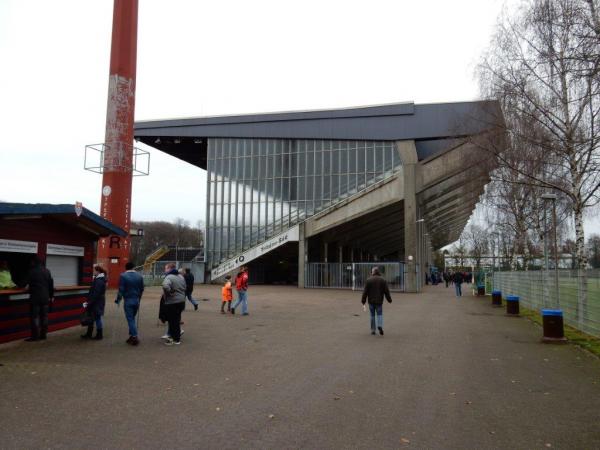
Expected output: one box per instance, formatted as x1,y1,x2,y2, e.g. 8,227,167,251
541,193,560,308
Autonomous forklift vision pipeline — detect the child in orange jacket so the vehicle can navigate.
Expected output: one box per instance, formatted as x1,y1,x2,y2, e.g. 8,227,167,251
221,275,233,314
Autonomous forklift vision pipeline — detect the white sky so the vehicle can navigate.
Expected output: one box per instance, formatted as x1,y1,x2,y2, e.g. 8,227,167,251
1,0,598,235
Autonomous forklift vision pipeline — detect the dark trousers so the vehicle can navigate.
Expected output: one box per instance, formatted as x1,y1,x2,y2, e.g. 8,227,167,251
30,303,49,339
165,302,185,342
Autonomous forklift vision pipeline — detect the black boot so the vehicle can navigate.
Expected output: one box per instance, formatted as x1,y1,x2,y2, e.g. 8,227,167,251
93,329,103,340
81,325,93,339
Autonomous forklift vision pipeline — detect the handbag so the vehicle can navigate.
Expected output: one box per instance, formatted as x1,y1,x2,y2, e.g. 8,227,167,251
80,308,94,326
158,295,167,323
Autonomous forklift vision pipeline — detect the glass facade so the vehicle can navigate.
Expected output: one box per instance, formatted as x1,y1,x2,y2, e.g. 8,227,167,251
206,138,402,267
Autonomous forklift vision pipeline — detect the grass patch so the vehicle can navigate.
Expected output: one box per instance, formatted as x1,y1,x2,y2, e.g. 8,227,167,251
518,305,600,357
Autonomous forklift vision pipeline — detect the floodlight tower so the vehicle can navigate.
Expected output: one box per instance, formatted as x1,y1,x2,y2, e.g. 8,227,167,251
96,0,139,288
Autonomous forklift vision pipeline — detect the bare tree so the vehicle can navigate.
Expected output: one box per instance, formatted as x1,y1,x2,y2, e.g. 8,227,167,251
479,0,600,267
462,224,490,269
478,0,600,320
588,233,600,267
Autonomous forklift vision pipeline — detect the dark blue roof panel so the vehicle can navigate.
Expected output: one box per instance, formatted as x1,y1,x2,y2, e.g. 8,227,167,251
0,203,127,237
134,100,504,168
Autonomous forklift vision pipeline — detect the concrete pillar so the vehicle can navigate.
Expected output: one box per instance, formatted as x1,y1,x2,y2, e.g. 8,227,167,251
298,223,306,288
397,140,419,293
323,241,328,263
338,245,344,263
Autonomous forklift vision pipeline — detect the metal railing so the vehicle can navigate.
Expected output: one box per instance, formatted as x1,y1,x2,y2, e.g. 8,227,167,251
492,269,600,337
305,262,405,291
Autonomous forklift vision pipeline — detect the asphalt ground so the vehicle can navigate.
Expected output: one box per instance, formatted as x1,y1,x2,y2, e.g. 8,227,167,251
1,284,599,450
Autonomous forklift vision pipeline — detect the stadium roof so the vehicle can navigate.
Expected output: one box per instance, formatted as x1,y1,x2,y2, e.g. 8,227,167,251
134,100,503,169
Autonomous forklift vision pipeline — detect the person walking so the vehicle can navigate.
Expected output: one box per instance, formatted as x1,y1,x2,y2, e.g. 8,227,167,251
162,263,187,345
183,268,198,311
25,256,54,342
361,266,392,336
221,274,233,314
81,265,107,340
231,266,249,316
453,271,464,297
116,262,145,346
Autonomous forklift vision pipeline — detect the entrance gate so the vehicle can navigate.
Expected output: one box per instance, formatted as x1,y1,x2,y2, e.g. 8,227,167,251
305,262,405,291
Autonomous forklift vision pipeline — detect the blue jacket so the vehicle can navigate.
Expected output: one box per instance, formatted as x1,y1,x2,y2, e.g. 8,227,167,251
118,270,144,301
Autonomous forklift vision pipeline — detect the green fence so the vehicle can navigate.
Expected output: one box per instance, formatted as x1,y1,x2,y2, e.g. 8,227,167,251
492,269,600,337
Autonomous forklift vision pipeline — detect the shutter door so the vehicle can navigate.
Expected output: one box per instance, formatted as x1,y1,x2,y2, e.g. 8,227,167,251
45,255,79,286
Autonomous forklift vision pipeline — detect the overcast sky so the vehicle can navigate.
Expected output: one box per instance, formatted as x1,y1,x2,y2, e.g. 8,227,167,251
1,0,597,235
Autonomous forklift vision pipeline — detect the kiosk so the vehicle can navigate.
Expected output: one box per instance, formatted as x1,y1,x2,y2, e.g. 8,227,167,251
0,203,126,343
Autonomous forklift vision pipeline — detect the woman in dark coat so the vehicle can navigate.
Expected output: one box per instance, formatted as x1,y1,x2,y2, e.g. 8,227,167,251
81,265,107,340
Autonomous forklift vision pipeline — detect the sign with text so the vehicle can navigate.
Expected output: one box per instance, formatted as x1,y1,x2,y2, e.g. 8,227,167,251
47,243,85,257
211,225,299,279
0,239,38,254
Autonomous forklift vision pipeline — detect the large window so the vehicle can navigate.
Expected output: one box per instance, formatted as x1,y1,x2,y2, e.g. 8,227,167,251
206,138,402,266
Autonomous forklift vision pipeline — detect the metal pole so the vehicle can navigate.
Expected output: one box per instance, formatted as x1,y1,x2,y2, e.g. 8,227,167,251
543,198,549,306
542,193,558,308
552,198,560,307
97,0,139,288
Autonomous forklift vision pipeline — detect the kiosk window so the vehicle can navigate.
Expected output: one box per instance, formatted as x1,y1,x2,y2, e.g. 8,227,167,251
46,255,79,286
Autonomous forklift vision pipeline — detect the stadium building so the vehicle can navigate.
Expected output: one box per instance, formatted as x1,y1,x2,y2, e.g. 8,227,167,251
134,101,503,292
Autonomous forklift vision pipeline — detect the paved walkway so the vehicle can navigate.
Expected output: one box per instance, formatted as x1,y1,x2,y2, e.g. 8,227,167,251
1,284,599,449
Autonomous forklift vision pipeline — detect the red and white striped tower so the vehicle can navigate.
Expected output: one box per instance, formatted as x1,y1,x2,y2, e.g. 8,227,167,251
97,0,138,288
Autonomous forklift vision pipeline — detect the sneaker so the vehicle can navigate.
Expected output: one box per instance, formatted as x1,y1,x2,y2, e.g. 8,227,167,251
180,329,185,336
173,340,181,345
194,304,198,311
242,313,249,316
161,334,171,340
378,327,384,336
24,337,39,342
130,336,140,346
371,331,376,335
164,338,175,346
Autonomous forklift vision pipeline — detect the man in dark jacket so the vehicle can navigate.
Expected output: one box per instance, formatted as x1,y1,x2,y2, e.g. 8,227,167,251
453,271,464,297
25,256,54,341
81,265,107,340
361,267,392,336
183,268,198,310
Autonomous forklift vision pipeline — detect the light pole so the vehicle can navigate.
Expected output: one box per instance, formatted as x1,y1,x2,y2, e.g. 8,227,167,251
541,193,560,308
416,219,424,291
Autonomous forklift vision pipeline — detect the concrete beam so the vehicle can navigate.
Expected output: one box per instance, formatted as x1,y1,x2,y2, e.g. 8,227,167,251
298,223,306,288
397,140,418,292
419,141,491,192
305,174,403,238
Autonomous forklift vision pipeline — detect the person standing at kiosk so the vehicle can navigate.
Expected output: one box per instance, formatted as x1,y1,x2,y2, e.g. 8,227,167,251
25,256,54,342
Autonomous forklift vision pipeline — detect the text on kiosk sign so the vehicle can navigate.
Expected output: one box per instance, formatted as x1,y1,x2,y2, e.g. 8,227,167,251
211,225,299,279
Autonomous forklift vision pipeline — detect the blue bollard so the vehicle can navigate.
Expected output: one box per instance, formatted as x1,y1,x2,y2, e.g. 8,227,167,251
541,309,567,342
492,290,502,306
505,295,519,315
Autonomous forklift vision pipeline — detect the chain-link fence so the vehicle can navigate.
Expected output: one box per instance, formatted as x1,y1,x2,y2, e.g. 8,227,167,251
492,269,600,337
305,262,405,291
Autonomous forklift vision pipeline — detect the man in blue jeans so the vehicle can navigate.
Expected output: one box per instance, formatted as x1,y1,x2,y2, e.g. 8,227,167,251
231,266,249,315
453,271,464,297
361,267,392,336
116,262,144,345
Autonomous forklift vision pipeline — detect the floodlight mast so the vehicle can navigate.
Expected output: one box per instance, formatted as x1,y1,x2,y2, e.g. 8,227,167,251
97,0,138,288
